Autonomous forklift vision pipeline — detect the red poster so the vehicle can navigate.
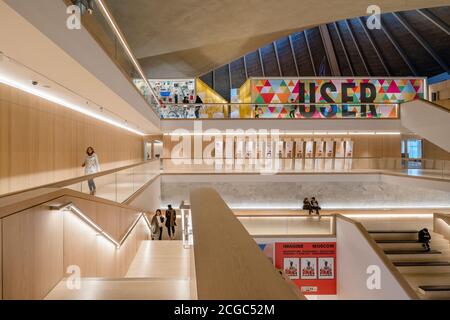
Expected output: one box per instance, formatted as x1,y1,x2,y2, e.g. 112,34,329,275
275,242,336,295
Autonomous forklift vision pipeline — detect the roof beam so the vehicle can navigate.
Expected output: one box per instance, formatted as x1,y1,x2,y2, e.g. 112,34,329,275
358,17,391,76
258,48,265,77
273,42,283,76
288,35,300,76
228,63,232,90
416,9,450,36
304,29,317,76
392,12,448,72
334,22,354,76
344,19,370,76
243,55,248,79
380,18,418,76
319,24,341,76
392,12,449,72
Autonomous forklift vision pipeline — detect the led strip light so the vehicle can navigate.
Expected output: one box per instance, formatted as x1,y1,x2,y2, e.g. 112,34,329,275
52,202,151,248
95,0,160,106
0,73,145,136
164,131,401,136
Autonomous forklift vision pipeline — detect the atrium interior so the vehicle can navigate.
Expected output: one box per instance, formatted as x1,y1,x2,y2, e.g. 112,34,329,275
1,0,450,302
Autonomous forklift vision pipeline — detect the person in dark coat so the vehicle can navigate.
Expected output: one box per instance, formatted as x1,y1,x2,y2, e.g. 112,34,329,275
418,228,431,251
165,204,177,240
303,198,312,215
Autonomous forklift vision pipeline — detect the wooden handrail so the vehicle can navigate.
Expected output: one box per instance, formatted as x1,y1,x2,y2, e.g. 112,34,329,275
122,174,160,205
335,214,419,299
190,187,304,300
0,187,152,220
0,160,159,199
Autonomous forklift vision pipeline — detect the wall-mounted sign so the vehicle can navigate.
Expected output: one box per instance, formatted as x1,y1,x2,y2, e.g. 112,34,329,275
285,140,294,158
295,140,304,159
275,242,337,295
244,78,425,119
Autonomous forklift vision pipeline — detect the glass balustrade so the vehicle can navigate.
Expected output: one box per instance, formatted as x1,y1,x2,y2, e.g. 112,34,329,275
66,160,160,202
154,103,399,119
70,0,159,111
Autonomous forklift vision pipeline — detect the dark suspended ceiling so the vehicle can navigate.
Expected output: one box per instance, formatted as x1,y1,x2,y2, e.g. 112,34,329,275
200,6,450,101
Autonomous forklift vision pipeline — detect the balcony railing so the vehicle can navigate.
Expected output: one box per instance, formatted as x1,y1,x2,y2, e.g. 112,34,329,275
66,160,160,203
64,0,160,113
162,157,450,180
156,103,399,119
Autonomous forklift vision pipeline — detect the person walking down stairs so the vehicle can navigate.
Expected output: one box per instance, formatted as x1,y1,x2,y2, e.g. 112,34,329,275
165,204,177,240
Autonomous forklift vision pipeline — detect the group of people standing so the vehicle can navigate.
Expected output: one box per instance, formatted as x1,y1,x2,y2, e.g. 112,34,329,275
303,197,321,215
150,205,178,240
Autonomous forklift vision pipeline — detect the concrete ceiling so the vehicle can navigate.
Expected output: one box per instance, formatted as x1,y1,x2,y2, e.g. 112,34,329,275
106,0,450,78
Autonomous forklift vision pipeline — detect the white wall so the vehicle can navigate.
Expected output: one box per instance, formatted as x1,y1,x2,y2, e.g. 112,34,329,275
336,218,414,299
401,100,450,152
128,176,161,213
161,174,450,209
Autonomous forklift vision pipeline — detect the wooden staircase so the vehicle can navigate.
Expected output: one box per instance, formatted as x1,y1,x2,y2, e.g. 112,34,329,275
368,229,450,300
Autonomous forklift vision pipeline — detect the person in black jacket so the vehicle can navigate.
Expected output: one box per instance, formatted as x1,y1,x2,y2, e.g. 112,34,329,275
303,198,312,215
418,228,431,251
165,204,177,240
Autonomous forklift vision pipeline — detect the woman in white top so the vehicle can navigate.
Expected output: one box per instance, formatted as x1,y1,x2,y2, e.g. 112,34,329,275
151,209,164,240
82,146,100,195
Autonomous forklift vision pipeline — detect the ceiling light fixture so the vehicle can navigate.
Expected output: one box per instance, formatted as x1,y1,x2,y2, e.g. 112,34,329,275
163,131,401,136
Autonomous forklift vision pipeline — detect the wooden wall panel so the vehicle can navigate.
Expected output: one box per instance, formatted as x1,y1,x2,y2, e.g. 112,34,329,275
2,206,64,300
0,219,2,300
63,211,149,278
63,211,98,277
0,190,151,299
423,139,450,160
0,83,144,195
61,195,150,278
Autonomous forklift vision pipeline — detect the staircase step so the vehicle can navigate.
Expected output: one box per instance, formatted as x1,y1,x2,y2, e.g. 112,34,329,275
376,240,419,243
403,272,450,286
368,230,418,233
394,261,450,274
385,250,441,255
419,285,450,292
379,242,448,250
418,286,450,299
394,261,450,267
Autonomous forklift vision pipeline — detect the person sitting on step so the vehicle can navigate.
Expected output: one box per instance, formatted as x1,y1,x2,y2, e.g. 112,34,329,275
418,228,431,252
